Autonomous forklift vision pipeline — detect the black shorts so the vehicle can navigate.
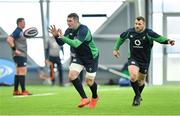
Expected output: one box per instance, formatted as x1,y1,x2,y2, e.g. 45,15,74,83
49,56,61,64
128,58,149,74
13,56,27,67
71,55,99,73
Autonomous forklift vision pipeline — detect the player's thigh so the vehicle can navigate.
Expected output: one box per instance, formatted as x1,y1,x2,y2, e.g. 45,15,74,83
84,57,98,85
14,56,27,75
69,56,84,72
16,66,27,75
137,62,149,85
69,63,84,80
128,65,139,81
138,72,147,86
85,72,97,86
84,61,97,86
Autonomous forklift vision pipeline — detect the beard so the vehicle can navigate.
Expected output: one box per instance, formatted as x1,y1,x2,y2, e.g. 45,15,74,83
135,27,144,33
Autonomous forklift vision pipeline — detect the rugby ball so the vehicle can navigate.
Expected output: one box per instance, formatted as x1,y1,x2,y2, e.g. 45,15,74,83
23,27,38,38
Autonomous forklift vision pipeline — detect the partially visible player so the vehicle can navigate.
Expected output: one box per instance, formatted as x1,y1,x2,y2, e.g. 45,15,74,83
113,16,175,106
49,13,99,108
6,18,32,96
45,37,64,86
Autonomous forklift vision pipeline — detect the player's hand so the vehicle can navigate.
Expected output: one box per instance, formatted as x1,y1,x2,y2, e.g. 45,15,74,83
113,50,120,58
14,49,22,56
168,40,175,46
58,29,64,38
48,25,60,37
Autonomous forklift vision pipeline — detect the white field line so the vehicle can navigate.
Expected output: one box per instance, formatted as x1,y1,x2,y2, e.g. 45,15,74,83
13,93,56,98
13,88,124,98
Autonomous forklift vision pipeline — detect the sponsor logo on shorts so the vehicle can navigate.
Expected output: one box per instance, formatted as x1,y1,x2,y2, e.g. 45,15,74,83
69,33,73,36
131,61,136,64
144,69,147,73
89,68,92,72
73,59,77,62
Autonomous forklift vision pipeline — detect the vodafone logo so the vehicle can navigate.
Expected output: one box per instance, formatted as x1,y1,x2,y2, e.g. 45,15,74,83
133,39,143,48
134,40,141,46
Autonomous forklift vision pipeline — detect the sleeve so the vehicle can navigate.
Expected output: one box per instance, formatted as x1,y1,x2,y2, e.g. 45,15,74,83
113,31,129,50
62,36,82,48
53,29,70,46
76,26,89,42
148,29,169,44
11,28,21,39
62,27,87,48
55,37,65,46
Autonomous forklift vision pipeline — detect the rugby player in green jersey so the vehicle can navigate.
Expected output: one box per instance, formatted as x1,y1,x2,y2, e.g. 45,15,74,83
113,16,175,106
49,13,99,108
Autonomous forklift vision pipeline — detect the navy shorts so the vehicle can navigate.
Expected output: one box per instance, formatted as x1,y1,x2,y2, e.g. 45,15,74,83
13,56,27,67
128,58,149,74
71,55,99,73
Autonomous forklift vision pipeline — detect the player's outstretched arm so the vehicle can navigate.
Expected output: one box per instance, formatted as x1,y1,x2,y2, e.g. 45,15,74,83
113,37,125,58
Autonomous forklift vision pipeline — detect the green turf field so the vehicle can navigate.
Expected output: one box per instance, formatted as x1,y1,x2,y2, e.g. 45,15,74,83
0,85,180,115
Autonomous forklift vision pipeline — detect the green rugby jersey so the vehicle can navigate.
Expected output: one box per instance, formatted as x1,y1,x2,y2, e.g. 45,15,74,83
114,28,169,63
55,24,99,61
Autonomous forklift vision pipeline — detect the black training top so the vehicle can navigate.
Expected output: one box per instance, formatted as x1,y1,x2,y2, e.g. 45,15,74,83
114,28,169,63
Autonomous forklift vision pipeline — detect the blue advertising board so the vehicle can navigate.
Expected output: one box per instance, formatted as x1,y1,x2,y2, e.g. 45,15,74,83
0,59,15,85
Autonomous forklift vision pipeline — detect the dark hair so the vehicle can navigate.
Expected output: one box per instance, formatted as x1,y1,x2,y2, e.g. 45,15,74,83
136,16,145,22
16,18,24,25
68,13,79,22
